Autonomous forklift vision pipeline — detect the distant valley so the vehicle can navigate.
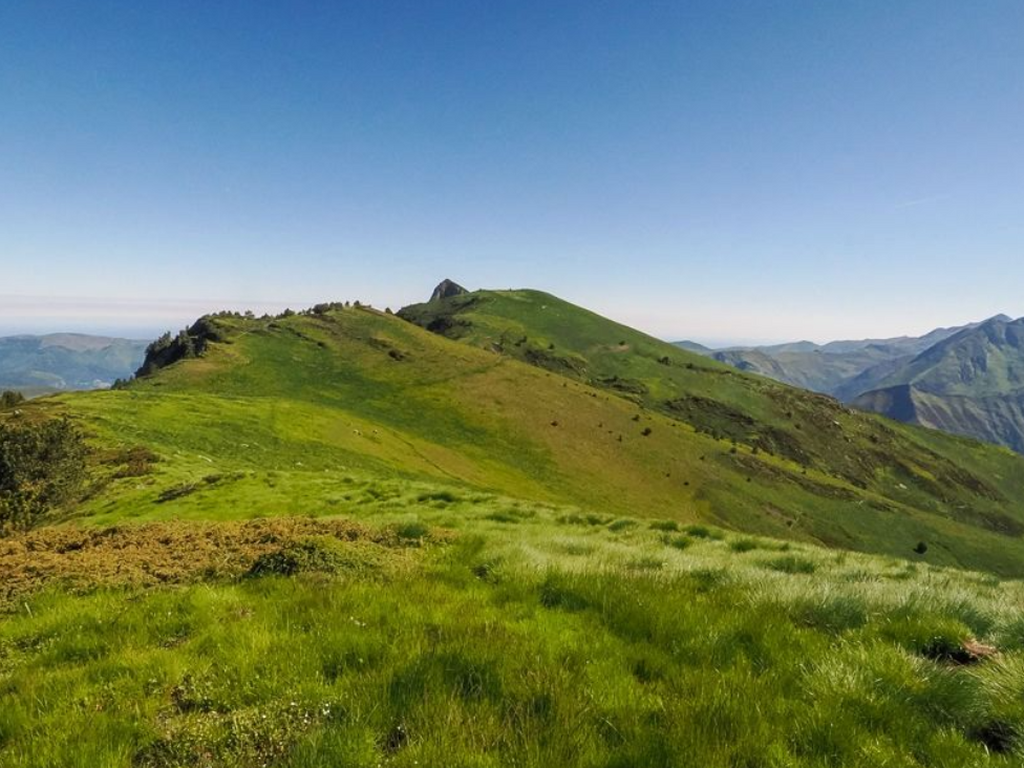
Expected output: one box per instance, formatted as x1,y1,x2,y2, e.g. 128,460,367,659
678,315,1024,453
0,333,148,395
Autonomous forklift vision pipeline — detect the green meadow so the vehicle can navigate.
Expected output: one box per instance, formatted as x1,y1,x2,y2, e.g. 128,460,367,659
6,295,1024,765
39,300,1024,574
5,500,1024,767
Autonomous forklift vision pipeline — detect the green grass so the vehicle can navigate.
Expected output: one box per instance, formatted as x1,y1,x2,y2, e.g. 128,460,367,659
7,297,1024,764
14,301,1024,575
400,290,1024,572
4,503,1024,766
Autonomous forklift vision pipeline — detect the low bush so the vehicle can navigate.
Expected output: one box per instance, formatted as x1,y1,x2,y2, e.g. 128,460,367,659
394,520,430,541
247,536,379,577
608,518,638,532
0,417,87,534
649,519,680,532
763,555,817,574
0,390,25,410
729,538,759,553
661,534,692,551
685,524,723,540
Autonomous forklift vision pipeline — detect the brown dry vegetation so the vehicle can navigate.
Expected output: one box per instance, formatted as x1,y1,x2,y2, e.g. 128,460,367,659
0,517,432,608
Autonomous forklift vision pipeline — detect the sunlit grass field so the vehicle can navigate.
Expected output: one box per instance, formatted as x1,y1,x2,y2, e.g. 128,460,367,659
3,498,1024,766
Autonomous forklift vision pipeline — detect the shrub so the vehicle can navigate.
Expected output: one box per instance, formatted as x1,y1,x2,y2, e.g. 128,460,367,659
156,483,199,503
649,520,680,532
685,524,722,540
394,521,429,541
0,417,87,534
558,513,610,526
729,538,759,553
0,390,25,410
763,555,817,574
607,518,638,532
662,534,692,550
112,446,159,478
247,537,376,576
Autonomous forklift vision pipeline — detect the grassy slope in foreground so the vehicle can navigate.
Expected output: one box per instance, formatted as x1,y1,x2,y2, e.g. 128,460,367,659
19,301,1024,574
4,498,1024,767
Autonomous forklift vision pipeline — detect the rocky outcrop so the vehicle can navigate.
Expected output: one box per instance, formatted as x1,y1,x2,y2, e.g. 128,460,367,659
429,279,468,303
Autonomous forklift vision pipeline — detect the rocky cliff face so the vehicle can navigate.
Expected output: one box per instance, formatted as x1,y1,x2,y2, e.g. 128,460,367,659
429,279,469,302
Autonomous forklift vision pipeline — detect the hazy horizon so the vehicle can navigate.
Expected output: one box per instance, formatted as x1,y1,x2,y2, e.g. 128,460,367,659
1,289,1017,349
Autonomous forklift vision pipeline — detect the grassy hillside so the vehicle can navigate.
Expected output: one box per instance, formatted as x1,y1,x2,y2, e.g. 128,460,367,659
707,345,905,396
399,289,1024,573
2,300,1016,573
4,495,1024,767
6,299,1024,765
875,318,1024,398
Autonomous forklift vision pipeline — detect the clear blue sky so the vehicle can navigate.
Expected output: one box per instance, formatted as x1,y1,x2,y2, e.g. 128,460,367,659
2,1,1022,344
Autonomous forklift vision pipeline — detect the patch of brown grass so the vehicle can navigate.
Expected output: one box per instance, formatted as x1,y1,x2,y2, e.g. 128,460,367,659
0,517,439,609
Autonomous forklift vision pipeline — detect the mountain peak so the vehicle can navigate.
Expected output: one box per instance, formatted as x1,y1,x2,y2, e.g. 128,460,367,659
429,279,469,303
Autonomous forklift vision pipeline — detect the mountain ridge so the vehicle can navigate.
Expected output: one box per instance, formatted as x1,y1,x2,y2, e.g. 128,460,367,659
854,316,1024,451
398,287,1024,572
0,332,148,393
12,286,1024,575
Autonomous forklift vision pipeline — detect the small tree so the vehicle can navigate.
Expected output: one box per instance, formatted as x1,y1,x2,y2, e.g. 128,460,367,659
0,391,25,410
176,330,196,359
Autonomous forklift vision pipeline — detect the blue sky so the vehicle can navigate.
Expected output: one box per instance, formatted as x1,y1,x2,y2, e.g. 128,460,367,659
1,1,1022,344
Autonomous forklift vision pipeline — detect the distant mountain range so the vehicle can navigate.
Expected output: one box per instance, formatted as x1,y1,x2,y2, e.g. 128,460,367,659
677,315,1024,452
0,333,148,394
